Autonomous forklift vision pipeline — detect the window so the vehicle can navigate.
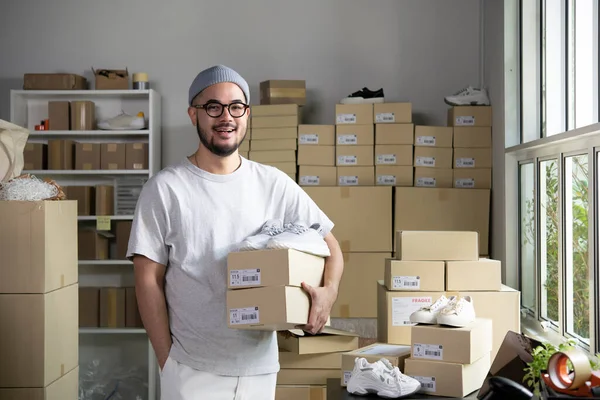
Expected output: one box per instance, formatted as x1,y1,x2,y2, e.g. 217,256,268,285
520,163,536,311
539,159,559,324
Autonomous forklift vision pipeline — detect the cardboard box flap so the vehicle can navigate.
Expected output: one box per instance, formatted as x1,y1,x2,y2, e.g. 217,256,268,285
92,67,129,79
284,327,359,338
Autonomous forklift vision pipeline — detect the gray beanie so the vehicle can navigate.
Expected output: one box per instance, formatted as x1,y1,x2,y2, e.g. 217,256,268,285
188,65,250,105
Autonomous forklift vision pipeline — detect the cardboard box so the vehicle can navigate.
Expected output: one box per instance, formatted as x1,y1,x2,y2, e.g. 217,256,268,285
411,318,493,364
227,285,328,330
395,231,479,261
48,139,74,170
125,287,143,328
251,138,297,151
298,125,335,145
394,187,491,255
70,100,95,130
23,73,86,90
260,80,306,105
275,385,326,400
0,200,77,294
251,104,300,117
239,139,250,152
374,145,413,166
454,148,493,169
336,125,374,145
413,167,453,188
75,142,101,170
377,282,450,345
0,366,79,400
79,287,100,327
249,150,296,163
94,68,129,90
405,353,491,397
448,106,492,127
336,166,375,186
277,369,340,385
384,259,445,291
336,145,374,166
0,284,78,387
264,162,297,175
375,124,414,145
252,116,299,129
375,166,413,186
251,127,298,140
297,146,335,166
78,229,109,260
115,220,132,259
335,104,374,125
341,343,411,386
101,143,126,170
332,253,391,318
23,142,47,170
95,185,115,216
279,351,342,369
227,249,324,290
277,328,359,355
413,147,453,169
453,127,492,148
374,103,412,123
65,185,94,215
126,142,149,169
453,168,492,189
100,287,126,328
446,259,502,291
298,166,337,186
48,101,70,130
414,126,453,148
304,187,393,252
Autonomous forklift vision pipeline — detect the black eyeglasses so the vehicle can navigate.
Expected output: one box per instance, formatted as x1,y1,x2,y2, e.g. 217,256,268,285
193,102,249,118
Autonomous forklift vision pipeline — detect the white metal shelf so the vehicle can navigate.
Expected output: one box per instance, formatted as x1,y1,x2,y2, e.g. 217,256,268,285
79,260,133,266
78,215,134,221
28,129,149,138
79,328,146,334
12,89,151,97
23,169,149,175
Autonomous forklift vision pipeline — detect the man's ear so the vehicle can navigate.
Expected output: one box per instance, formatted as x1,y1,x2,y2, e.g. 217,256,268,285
188,107,197,126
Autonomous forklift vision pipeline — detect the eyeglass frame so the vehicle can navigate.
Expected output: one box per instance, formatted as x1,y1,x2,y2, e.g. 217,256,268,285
191,101,250,118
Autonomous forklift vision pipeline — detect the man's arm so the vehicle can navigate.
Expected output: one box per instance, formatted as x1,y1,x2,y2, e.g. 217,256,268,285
133,255,172,369
301,232,344,334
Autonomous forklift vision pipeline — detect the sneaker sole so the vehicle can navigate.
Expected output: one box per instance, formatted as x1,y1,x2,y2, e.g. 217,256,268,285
266,238,330,257
347,385,421,399
444,98,489,107
340,97,385,105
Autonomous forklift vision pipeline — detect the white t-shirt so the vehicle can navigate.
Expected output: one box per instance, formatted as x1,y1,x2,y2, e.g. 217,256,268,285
126,156,334,376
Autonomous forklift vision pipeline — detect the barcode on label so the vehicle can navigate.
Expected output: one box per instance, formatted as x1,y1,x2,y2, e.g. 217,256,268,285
406,281,419,286
412,376,436,393
337,113,357,124
416,177,436,187
425,350,441,356
337,155,357,165
455,116,475,126
230,307,260,325
456,178,475,188
343,371,352,385
456,157,475,168
416,157,435,167
242,312,257,320
423,383,435,389
376,154,397,165
413,343,443,360
416,136,436,146
300,175,320,185
376,112,395,123
339,176,359,186
377,175,396,185
299,134,319,144
242,276,258,282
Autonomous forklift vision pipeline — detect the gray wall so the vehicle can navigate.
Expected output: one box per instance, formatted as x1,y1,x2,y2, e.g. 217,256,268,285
0,0,482,167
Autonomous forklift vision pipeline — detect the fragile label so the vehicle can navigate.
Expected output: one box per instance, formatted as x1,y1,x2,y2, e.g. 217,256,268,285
455,116,475,126
456,178,475,188
413,343,444,360
377,175,396,185
391,296,432,326
413,376,436,393
376,154,397,165
229,307,259,325
416,136,436,146
415,156,435,167
375,112,395,123
337,113,357,124
299,134,319,144
343,370,352,385
456,157,475,168
338,134,358,145
339,175,359,186
337,155,357,165
300,175,320,185
229,269,261,287
392,276,420,289
416,177,436,187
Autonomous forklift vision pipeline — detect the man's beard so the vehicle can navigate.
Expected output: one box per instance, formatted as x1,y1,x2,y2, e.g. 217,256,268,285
195,122,245,157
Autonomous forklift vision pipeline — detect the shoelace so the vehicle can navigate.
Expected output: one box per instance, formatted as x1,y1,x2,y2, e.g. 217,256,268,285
442,299,465,315
262,224,285,236
283,222,309,235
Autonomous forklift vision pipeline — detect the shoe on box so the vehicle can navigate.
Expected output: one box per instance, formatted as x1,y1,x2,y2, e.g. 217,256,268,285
266,222,330,257
347,357,421,398
409,295,457,325
437,296,476,328
98,111,146,130
444,86,490,106
237,219,285,251
340,87,385,104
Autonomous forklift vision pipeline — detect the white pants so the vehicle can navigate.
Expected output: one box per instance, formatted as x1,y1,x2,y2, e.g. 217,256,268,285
160,356,277,400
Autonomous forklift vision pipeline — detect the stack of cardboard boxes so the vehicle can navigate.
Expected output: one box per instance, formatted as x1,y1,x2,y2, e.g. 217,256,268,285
248,104,300,181
297,124,336,186
413,125,454,187
0,200,79,398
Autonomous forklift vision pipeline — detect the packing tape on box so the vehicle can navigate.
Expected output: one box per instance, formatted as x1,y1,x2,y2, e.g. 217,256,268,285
340,187,351,199
61,363,65,376
339,304,350,318
340,240,351,252
310,387,325,400
342,253,350,263
60,274,64,287
547,349,592,389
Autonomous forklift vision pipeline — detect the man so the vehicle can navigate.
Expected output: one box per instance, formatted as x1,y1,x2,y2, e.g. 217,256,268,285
127,65,344,399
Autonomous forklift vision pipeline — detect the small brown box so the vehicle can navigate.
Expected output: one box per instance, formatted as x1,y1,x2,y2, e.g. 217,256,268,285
260,80,306,105
79,287,100,327
447,106,493,127
375,145,413,166
336,145,374,166
375,166,414,187
336,124,375,145
414,126,453,148
70,101,95,130
48,101,70,130
374,103,412,124
375,124,414,145
115,221,132,259
126,143,149,170
23,142,47,170
94,68,129,90
453,148,493,169
297,146,335,166
414,147,453,169
75,143,101,170
336,104,374,125
78,229,109,260
414,167,454,188
298,166,337,186
100,287,126,328
65,186,94,216
125,287,144,328
95,185,115,216
23,73,87,90
336,166,375,186
48,139,74,170
101,143,126,170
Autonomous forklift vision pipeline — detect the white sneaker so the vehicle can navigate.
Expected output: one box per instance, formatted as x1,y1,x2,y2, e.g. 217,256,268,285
444,86,490,106
409,295,457,325
347,357,421,398
266,222,330,257
98,111,146,130
437,296,476,327
237,219,284,251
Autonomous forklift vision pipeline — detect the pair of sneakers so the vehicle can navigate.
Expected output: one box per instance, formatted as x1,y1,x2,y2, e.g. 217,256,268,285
347,357,421,398
237,219,330,257
409,295,476,328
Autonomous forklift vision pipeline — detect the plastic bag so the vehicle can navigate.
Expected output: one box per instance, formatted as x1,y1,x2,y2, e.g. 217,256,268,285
79,358,148,400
